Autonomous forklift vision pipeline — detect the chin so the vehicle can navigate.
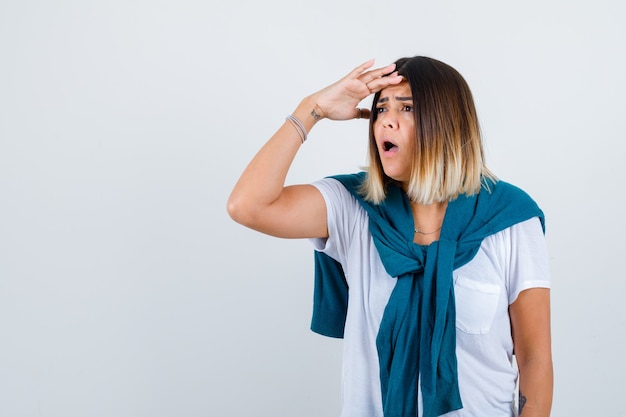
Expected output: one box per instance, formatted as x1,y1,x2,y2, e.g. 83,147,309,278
383,170,408,184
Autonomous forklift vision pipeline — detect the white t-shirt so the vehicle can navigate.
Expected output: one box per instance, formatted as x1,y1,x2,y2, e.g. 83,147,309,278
310,178,551,417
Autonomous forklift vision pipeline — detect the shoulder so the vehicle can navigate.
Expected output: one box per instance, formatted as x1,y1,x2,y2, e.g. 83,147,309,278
484,217,546,251
313,172,366,204
486,180,543,217
312,177,354,203
480,179,545,232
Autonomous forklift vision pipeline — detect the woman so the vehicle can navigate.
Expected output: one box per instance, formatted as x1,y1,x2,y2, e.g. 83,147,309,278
227,56,553,417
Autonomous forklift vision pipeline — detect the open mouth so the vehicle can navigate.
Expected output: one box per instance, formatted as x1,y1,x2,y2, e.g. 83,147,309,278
383,140,398,152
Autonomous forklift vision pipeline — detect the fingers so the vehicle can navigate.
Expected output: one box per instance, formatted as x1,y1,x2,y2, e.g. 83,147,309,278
357,63,397,84
348,60,396,84
351,60,404,95
366,72,404,93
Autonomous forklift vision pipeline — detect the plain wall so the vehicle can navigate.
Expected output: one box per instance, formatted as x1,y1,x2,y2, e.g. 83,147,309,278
1,0,624,416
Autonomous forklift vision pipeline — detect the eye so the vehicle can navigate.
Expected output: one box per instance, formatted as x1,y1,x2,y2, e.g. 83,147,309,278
402,105,414,112
376,107,387,114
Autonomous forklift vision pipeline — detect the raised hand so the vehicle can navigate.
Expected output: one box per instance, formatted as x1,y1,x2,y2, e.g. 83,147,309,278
309,59,404,121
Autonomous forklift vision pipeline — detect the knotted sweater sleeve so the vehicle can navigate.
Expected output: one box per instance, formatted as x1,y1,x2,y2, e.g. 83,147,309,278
311,251,348,338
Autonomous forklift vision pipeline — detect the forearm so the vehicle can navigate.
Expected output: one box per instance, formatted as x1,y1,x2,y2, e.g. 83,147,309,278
227,96,320,220
517,356,553,416
509,288,553,417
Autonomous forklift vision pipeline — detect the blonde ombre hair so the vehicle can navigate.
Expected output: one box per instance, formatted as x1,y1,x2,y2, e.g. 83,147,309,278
361,56,496,204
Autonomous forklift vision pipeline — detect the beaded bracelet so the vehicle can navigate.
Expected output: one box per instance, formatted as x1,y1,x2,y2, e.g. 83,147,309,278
286,114,307,143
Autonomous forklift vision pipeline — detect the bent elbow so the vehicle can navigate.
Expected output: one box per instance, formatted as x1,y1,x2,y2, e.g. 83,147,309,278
226,195,245,224
226,193,257,227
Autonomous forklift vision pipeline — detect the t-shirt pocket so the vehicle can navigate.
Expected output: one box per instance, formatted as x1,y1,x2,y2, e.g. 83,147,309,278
454,275,501,335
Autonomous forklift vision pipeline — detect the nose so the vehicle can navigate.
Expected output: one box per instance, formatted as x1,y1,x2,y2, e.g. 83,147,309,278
379,110,399,129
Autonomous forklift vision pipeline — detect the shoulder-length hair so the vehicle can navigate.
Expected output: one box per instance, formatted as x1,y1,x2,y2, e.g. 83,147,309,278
361,56,496,204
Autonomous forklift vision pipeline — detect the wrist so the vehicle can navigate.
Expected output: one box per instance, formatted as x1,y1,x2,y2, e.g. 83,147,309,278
291,97,324,134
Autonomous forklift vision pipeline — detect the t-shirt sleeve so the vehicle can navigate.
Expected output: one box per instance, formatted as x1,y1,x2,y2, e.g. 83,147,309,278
504,217,552,304
308,178,360,265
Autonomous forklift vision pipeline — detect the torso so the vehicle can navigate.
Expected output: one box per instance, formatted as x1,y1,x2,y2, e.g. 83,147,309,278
310,177,552,417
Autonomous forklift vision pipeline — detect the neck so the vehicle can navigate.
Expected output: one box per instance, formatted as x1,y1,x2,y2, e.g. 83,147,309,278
411,201,447,245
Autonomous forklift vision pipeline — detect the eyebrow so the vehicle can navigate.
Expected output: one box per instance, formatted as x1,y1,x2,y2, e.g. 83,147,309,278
376,96,413,104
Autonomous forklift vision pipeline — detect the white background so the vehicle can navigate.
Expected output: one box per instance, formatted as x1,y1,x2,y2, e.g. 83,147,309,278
1,0,624,416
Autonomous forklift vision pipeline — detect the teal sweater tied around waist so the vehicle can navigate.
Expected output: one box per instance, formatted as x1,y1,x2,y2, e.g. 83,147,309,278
311,172,545,417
